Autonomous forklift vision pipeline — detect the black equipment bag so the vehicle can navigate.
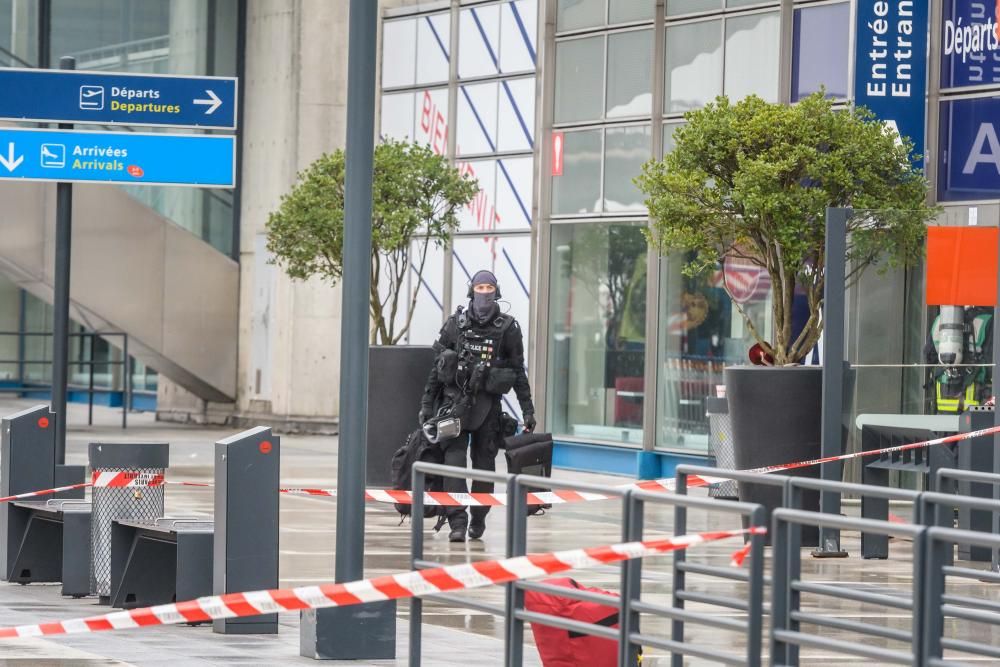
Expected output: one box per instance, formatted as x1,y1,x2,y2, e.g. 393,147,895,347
390,428,445,520
504,432,554,515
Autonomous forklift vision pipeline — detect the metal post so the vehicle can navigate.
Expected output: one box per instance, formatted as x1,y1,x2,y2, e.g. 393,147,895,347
122,335,129,429
814,206,850,557
87,334,94,426
300,0,393,658
335,0,376,587
52,56,76,466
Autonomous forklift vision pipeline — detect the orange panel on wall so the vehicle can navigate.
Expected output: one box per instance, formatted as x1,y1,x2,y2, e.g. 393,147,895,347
925,227,998,306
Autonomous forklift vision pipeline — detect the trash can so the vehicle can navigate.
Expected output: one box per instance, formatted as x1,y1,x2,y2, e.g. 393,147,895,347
89,442,168,603
705,397,738,499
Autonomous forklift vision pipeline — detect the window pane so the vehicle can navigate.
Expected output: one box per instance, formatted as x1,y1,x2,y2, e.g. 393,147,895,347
557,0,605,31
500,0,538,73
458,82,498,155
552,130,602,214
457,159,498,233
604,125,651,211
607,29,653,118
459,5,500,79
547,224,647,445
497,77,536,152
416,13,451,84
666,0,722,17
414,88,451,156
555,36,605,123
380,92,416,141
791,3,849,101
0,275,18,380
665,20,722,113
610,0,654,23
663,121,684,155
495,156,534,230
724,11,780,103
655,253,772,451
382,19,417,88
938,96,1000,201
0,0,38,66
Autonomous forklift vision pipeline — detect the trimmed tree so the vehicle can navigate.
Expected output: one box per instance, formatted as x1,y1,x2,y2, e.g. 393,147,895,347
636,92,937,365
266,139,478,345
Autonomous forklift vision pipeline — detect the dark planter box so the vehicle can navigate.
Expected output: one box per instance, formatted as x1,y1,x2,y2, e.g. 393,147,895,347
366,345,436,487
725,366,822,546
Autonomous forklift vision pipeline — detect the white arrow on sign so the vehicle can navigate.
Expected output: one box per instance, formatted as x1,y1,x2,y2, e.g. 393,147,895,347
0,142,23,172
193,89,222,115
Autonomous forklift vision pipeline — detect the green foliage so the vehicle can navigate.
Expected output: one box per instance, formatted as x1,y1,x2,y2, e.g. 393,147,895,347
266,139,478,344
636,92,937,364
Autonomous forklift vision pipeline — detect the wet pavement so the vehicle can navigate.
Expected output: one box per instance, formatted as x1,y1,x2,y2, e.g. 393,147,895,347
0,397,997,665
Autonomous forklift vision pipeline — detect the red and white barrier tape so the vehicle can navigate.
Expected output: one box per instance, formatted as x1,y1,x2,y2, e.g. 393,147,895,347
0,526,762,639
90,471,164,488
0,482,91,505
7,423,1000,509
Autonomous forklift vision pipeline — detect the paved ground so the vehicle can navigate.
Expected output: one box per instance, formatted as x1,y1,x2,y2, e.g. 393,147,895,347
0,397,997,665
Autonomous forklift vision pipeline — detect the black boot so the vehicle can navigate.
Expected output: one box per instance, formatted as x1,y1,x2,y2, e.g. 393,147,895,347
449,526,466,542
448,511,467,543
468,516,486,540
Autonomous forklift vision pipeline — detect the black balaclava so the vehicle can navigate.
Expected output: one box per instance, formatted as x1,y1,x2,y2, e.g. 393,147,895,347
470,269,499,321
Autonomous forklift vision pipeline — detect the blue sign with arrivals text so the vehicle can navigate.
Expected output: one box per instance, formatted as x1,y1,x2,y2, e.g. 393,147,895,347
0,127,235,187
854,0,929,166
0,68,237,130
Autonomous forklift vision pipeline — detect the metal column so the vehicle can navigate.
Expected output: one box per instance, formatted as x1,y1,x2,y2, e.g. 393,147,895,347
52,56,75,465
815,207,850,557
299,0,395,658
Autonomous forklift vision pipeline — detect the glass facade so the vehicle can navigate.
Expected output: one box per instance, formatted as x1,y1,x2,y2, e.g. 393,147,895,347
49,0,240,256
384,1,990,456
546,0,788,450
0,0,240,403
380,1,538,421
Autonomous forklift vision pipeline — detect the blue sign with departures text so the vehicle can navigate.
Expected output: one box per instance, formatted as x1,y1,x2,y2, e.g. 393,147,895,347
0,127,235,188
0,68,237,130
854,0,929,167
938,96,1000,201
941,1,1000,88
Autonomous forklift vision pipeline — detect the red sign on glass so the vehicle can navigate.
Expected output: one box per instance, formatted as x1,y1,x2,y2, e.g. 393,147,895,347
551,132,564,176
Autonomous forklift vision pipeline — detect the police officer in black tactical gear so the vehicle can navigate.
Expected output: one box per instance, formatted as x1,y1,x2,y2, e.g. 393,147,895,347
419,269,536,542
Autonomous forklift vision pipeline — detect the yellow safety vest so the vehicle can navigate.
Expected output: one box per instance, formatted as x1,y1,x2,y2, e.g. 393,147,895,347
935,382,978,414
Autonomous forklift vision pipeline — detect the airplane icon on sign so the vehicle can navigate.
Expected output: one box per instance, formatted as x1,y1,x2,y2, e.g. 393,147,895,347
79,85,104,110
40,144,65,168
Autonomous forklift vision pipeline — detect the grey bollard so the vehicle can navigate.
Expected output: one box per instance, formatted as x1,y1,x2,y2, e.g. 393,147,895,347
1,405,55,579
214,427,279,634
89,442,168,603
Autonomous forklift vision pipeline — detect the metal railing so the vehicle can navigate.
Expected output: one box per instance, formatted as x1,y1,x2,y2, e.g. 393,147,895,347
924,525,1000,665
409,462,767,667
771,509,928,666
934,468,1000,570
0,331,132,428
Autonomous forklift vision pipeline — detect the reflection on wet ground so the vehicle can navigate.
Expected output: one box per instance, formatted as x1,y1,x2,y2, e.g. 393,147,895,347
0,398,997,665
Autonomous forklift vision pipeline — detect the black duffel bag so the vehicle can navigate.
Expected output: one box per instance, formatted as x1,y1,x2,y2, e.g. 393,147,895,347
503,431,554,515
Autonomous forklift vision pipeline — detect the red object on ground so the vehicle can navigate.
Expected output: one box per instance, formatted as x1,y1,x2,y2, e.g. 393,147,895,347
925,226,998,306
524,578,621,667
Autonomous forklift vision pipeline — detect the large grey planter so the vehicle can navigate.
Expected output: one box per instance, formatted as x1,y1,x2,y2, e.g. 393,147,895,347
366,345,436,487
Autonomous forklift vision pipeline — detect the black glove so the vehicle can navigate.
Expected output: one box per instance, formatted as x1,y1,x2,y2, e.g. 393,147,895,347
523,412,536,433
419,408,432,426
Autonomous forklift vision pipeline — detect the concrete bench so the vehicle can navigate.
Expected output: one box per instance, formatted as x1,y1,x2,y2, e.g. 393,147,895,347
110,516,213,611
7,499,91,597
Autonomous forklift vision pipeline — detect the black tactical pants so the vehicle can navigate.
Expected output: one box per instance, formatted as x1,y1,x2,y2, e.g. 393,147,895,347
440,399,501,530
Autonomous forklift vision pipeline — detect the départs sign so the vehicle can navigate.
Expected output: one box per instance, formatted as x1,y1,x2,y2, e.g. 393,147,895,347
942,0,1000,88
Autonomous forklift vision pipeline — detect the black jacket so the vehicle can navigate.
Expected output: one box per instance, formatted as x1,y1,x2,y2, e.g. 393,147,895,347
421,305,534,419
